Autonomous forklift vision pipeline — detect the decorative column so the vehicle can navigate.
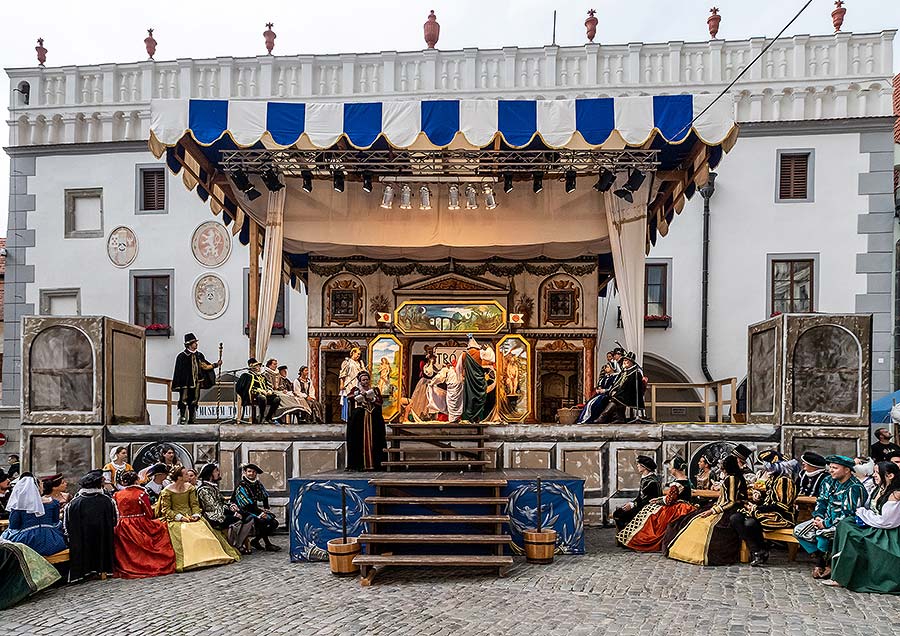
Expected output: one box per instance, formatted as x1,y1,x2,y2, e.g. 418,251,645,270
309,337,321,399
583,337,596,400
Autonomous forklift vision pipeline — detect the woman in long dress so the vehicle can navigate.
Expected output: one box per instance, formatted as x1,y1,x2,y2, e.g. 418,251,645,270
346,371,387,471
0,540,61,609
0,473,67,556
157,466,238,572
577,363,618,424
112,470,176,579
828,461,900,592
665,455,747,566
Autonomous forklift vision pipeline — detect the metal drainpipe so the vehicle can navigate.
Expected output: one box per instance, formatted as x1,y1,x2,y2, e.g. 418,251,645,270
699,172,717,385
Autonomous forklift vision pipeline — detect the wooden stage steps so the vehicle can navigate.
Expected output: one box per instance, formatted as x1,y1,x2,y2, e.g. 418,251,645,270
383,421,492,472
353,468,512,585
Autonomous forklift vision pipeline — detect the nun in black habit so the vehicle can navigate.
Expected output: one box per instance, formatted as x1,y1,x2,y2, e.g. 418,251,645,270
63,470,117,582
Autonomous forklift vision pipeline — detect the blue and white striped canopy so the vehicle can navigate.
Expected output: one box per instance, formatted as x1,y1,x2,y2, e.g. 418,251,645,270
151,94,736,151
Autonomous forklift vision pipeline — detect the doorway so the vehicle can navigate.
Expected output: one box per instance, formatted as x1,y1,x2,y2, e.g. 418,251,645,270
537,352,582,422
322,351,347,423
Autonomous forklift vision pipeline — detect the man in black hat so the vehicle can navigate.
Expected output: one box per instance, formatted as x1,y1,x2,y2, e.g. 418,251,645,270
172,333,221,424
143,463,169,508
245,358,281,424
0,468,10,520
870,427,900,463
233,463,280,551
731,443,756,478
598,352,645,423
196,463,254,553
798,451,828,497
613,455,661,532
63,470,117,582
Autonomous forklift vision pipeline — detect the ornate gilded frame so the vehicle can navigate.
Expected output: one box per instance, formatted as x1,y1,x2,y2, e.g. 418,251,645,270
393,299,507,336
368,334,403,421
496,334,531,422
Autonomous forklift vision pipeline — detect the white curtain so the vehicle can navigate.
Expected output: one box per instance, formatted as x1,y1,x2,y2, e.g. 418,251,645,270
254,188,286,361
603,177,652,365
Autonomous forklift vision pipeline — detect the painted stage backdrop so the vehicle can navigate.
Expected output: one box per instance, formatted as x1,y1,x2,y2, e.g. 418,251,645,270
368,335,402,420
289,475,584,562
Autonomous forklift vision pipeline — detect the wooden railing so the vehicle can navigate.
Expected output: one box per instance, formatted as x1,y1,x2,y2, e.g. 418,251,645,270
146,376,174,425
648,377,737,424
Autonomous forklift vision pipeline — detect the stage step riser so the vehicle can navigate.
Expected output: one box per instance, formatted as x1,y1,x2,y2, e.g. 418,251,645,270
386,435,488,441
387,424,490,430
382,460,491,468
370,479,507,487
366,497,506,505
353,555,513,567
358,534,511,544
363,515,508,524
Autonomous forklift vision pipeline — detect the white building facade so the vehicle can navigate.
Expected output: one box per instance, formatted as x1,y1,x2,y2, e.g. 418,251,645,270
3,30,896,441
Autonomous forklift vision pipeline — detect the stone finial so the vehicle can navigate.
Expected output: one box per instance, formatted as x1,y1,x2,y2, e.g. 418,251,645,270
707,7,721,39
264,22,276,55
585,9,598,43
424,10,440,49
35,38,47,67
144,28,157,60
832,1,846,33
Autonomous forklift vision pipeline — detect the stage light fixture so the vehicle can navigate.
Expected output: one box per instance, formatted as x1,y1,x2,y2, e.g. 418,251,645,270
419,186,432,210
333,170,345,193
380,184,394,209
594,169,616,192
625,168,645,191
532,172,543,194
362,172,373,193
261,168,284,192
564,170,577,193
465,184,478,209
399,184,412,209
301,170,313,193
448,184,461,210
483,185,497,210
613,187,634,203
232,169,252,191
503,173,514,194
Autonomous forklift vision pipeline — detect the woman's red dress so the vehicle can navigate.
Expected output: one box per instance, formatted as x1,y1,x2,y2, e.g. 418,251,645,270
113,486,176,579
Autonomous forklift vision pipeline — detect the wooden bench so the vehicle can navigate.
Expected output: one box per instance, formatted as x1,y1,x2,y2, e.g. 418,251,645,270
44,549,108,579
739,528,800,563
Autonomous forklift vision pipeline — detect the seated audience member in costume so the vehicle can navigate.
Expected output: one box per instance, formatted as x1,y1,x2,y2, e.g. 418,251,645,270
870,427,900,464
613,455,661,532
7,453,20,480
577,363,618,424
102,447,133,492
693,454,716,490
0,538,61,610
730,458,799,566
665,455,748,566
617,456,697,552
64,470,117,582
247,358,280,424
294,366,325,423
1,473,67,556
139,444,179,483
158,466,238,572
41,473,70,512
731,444,756,478
346,370,387,471
853,457,877,497
197,463,254,554
828,461,900,592
0,468,11,519
794,455,868,580
112,470,176,579
234,463,280,552
143,463,169,509
273,364,312,423
798,452,828,497
185,468,198,487
890,450,900,470
598,352,645,423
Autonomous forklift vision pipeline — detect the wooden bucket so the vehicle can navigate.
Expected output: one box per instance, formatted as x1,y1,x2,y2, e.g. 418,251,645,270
557,408,580,425
327,537,360,575
523,529,557,564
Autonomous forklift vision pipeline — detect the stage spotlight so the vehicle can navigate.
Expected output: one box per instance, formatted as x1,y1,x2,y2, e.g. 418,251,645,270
232,169,252,192
564,170,577,194
613,187,634,203
503,173,514,194
625,168,645,191
362,172,373,193
419,186,432,210
532,172,543,194
448,184,461,210
593,169,616,192
483,185,497,210
301,170,313,193
261,168,284,192
465,184,478,209
380,184,394,209
333,170,345,193
399,184,412,209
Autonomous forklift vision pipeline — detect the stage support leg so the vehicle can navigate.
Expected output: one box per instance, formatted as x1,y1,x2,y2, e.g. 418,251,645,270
248,222,260,358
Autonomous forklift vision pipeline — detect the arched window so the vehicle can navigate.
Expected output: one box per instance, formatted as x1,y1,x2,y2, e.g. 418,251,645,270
792,326,860,414
29,326,93,412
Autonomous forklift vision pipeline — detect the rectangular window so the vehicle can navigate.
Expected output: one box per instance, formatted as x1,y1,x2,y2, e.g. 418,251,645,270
64,188,103,238
133,274,171,334
138,167,166,213
771,259,814,314
645,263,668,317
776,151,813,202
39,288,81,316
244,270,287,336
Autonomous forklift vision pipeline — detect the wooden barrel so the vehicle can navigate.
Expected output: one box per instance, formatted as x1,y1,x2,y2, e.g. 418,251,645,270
523,529,557,564
327,537,360,575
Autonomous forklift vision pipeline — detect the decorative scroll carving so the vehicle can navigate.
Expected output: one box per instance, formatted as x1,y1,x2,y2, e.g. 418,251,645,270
539,339,580,352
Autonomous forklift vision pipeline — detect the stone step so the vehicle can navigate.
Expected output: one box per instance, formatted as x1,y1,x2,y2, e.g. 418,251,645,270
357,533,511,544
362,514,508,524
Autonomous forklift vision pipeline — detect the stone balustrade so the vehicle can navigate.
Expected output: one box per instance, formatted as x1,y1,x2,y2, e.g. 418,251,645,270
6,30,895,146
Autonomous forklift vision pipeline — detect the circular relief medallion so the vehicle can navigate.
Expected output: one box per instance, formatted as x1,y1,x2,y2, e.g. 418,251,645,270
193,273,228,320
106,226,138,268
190,221,232,268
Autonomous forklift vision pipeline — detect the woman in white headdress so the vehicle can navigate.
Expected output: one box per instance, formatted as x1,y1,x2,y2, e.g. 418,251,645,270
102,446,133,492
0,473,67,556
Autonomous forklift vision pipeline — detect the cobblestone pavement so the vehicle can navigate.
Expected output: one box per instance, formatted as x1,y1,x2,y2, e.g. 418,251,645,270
4,528,899,635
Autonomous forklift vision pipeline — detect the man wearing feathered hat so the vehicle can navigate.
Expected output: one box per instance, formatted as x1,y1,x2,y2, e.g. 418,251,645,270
598,351,645,423
172,332,221,425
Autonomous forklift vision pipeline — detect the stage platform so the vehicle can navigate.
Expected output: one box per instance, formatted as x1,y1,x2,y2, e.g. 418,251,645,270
288,469,584,562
